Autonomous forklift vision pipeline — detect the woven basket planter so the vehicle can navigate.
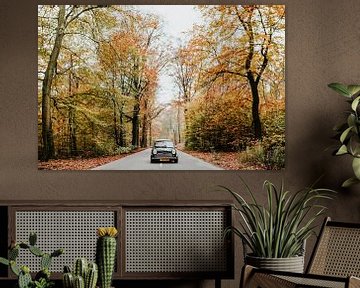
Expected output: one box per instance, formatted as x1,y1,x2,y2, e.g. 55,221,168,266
245,254,305,273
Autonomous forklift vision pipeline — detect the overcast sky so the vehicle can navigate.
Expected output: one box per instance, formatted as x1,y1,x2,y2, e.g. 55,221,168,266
135,5,203,104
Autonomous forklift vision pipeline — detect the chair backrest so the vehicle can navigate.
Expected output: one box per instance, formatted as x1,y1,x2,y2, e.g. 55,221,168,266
307,217,360,277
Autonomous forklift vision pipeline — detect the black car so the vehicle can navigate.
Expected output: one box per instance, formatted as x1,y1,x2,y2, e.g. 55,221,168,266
150,139,178,163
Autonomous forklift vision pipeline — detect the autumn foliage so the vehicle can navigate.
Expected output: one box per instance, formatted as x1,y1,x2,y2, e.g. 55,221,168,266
173,5,285,169
38,5,285,170
38,6,166,160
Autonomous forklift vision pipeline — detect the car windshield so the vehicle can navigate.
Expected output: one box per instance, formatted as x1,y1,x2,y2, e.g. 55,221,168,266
154,141,174,148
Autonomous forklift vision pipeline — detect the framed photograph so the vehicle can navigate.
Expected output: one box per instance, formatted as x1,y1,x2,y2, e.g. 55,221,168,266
38,5,285,170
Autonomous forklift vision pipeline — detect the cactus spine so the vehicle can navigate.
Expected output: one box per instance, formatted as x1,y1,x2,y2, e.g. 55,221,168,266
62,260,98,288
96,227,118,288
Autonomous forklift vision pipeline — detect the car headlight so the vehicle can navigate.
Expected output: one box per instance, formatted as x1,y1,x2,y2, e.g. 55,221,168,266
153,149,157,155
172,149,176,155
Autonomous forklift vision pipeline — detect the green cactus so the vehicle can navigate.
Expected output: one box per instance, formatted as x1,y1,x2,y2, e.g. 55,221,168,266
51,248,63,258
73,275,85,288
18,269,32,288
10,260,21,276
9,246,19,260
63,272,74,288
74,258,87,279
85,263,98,288
0,233,63,288
41,253,52,270
96,234,117,288
63,259,98,288
21,265,30,274
29,245,44,257
29,232,37,246
63,265,72,273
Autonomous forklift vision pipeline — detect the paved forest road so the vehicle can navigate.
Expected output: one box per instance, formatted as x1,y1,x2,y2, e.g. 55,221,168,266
93,148,223,170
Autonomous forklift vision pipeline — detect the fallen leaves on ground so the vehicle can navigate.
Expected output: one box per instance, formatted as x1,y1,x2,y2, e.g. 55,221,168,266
181,149,266,170
38,149,145,170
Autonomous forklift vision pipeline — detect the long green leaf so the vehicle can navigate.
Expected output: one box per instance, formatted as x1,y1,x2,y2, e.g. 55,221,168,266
352,157,360,179
222,180,335,258
348,85,360,97
340,127,353,143
342,177,360,187
351,96,360,111
328,83,352,97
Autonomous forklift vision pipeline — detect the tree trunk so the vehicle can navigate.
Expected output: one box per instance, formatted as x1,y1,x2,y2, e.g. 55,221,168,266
177,103,181,144
248,77,262,140
112,98,119,146
119,104,125,147
141,99,148,148
141,114,148,148
131,102,140,147
149,120,152,146
184,107,190,148
68,108,77,156
41,5,66,161
68,56,78,156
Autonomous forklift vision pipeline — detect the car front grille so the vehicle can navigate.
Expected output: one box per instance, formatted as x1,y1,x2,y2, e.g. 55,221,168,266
157,151,172,157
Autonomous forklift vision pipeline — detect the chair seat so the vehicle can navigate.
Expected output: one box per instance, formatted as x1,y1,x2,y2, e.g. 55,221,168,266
243,266,360,288
277,274,346,288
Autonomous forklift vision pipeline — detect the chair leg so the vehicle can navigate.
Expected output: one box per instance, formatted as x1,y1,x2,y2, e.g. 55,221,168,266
215,278,221,288
240,265,255,288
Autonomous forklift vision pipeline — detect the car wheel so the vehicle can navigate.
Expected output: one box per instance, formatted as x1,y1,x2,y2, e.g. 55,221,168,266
174,159,178,163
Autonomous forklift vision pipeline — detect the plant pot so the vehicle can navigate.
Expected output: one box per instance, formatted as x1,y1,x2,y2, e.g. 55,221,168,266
245,254,304,273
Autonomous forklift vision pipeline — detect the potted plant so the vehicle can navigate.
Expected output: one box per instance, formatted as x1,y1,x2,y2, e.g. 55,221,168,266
0,232,63,288
328,83,360,187
222,180,334,273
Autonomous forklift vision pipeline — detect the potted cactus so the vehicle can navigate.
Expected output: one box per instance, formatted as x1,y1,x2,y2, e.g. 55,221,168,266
96,227,118,288
62,258,98,288
0,232,63,288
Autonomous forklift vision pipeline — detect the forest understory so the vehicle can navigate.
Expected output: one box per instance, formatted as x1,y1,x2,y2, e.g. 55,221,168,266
38,148,145,170
179,148,277,170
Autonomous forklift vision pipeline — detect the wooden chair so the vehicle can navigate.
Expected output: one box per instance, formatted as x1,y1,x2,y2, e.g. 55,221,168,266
241,217,360,288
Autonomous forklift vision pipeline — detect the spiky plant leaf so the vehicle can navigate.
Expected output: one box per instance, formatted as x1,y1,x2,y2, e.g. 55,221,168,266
222,180,335,258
